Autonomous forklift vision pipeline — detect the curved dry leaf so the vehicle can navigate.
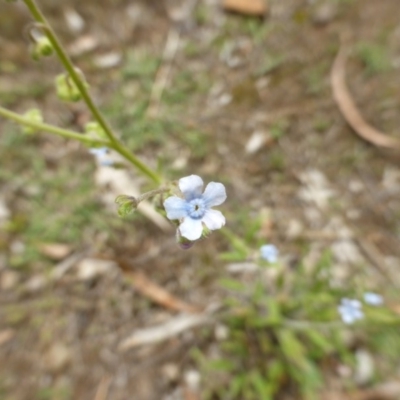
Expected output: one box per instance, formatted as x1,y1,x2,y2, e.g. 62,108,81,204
331,47,400,150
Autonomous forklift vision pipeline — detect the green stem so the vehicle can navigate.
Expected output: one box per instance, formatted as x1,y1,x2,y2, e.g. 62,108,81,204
107,144,162,184
0,106,108,146
283,318,343,330
22,0,162,185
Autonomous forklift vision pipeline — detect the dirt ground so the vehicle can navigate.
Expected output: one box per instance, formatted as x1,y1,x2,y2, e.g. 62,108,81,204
1,0,400,399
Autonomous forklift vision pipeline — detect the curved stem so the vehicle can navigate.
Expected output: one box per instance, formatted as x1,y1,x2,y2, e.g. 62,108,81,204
22,0,162,185
0,106,108,146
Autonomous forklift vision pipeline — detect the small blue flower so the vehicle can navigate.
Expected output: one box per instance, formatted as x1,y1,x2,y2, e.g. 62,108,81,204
364,292,383,306
338,298,364,324
164,175,226,241
89,147,114,166
89,147,108,157
260,244,279,263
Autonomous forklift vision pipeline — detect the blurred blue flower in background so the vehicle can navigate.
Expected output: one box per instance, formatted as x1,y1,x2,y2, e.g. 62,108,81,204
89,147,114,166
364,292,383,306
260,244,279,263
338,298,364,324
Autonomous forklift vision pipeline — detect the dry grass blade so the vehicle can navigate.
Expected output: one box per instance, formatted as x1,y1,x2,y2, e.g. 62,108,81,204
118,312,213,351
331,47,400,150
146,28,180,118
93,375,112,400
350,381,400,400
0,329,15,347
117,259,201,313
125,270,201,313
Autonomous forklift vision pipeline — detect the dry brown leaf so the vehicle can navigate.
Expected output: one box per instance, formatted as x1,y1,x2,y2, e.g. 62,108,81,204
0,329,15,347
223,0,268,16
124,270,201,313
116,257,201,313
331,47,400,150
38,242,72,260
350,381,400,400
93,376,112,400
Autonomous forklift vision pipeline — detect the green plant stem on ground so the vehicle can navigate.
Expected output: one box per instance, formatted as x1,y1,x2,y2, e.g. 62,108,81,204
283,318,343,330
21,0,162,185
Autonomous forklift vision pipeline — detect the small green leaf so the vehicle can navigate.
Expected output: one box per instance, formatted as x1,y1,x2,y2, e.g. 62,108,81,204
277,329,308,370
207,359,235,372
228,375,246,398
303,329,333,356
219,278,247,292
249,370,272,399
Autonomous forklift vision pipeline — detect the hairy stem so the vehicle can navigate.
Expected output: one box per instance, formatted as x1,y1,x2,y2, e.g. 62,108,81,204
22,0,162,184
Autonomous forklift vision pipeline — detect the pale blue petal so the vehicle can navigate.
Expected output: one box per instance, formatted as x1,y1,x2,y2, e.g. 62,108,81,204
260,244,279,263
164,196,188,220
179,217,203,240
338,298,364,324
89,147,109,157
348,299,362,309
202,209,225,231
179,175,204,200
353,309,364,320
202,182,226,207
100,160,114,166
364,292,383,306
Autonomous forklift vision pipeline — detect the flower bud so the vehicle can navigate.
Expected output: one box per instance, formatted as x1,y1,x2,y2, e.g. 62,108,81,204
55,73,88,102
176,230,195,250
84,121,107,139
22,108,43,134
31,36,53,60
115,195,138,217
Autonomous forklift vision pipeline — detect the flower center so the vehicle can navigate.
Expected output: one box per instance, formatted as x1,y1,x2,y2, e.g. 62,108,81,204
187,198,206,219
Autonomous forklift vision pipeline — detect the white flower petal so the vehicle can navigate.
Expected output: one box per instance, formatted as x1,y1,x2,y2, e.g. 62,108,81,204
179,217,204,241
202,209,225,231
164,196,188,220
179,175,204,200
203,182,226,207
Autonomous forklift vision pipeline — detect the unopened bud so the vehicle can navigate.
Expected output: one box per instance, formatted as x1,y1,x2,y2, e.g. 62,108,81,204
176,230,195,250
84,121,107,139
55,73,88,102
31,36,53,60
115,195,138,217
22,109,43,134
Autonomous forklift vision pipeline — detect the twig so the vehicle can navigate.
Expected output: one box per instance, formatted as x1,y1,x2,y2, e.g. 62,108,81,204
355,235,398,287
51,250,88,280
93,375,112,400
0,329,15,347
117,259,202,313
331,46,400,150
118,308,217,351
